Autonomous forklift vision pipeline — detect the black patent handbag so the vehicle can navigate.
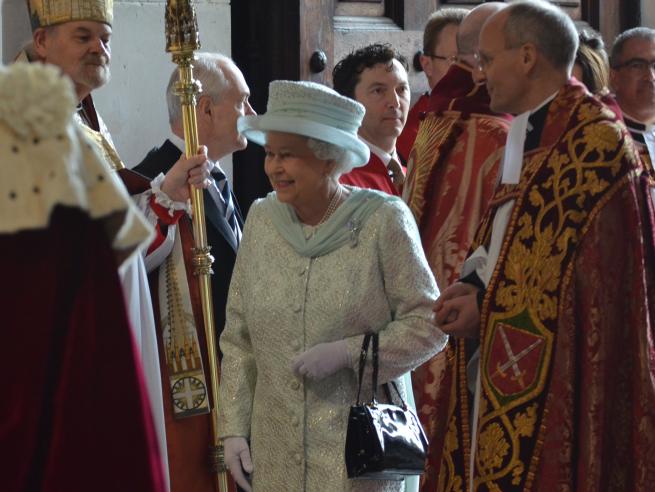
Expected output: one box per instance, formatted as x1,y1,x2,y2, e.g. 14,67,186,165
345,332,428,480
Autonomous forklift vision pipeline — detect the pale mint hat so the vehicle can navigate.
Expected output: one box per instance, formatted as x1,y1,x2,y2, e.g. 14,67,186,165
238,80,370,172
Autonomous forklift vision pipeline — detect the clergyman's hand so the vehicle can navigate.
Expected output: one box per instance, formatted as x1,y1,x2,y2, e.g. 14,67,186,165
161,145,213,202
433,282,481,339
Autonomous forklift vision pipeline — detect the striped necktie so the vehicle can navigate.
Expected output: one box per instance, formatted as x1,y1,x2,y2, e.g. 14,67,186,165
213,169,241,244
388,157,405,188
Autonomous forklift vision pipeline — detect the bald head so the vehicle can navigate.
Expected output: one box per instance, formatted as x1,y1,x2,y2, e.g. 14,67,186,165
457,2,506,55
477,1,576,114
500,0,578,72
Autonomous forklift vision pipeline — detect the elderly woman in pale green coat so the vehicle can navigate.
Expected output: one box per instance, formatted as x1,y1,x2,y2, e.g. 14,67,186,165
217,80,447,492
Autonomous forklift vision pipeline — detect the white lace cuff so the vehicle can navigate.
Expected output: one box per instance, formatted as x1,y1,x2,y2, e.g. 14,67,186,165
150,173,192,217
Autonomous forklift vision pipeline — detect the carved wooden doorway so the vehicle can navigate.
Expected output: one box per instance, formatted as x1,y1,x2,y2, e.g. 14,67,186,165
231,0,645,215
231,0,434,214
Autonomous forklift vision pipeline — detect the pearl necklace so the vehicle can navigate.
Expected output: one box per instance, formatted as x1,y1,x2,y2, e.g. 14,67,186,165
317,185,343,225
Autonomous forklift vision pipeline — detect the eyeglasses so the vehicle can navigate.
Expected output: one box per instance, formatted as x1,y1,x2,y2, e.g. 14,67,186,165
473,46,521,72
424,53,455,64
473,51,487,71
613,58,655,74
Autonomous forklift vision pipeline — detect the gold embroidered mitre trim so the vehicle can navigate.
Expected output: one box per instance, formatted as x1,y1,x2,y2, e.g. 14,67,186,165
27,0,113,30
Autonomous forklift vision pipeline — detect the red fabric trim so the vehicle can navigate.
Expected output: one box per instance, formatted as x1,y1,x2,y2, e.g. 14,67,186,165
149,195,185,226
146,195,185,255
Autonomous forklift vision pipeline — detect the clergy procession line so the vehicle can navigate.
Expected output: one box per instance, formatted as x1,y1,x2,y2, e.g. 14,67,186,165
2,0,655,491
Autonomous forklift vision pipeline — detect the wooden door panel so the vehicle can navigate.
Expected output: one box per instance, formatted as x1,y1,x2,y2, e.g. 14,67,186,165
231,0,645,214
232,0,434,213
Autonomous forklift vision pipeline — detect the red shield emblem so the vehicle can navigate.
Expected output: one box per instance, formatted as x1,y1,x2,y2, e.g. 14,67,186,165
487,322,546,396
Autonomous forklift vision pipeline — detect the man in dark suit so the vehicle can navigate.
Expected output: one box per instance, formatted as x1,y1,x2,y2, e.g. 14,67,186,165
134,52,255,492
136,52,254,345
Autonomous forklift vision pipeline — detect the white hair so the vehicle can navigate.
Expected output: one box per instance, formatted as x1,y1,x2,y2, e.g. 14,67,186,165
306,137,354,177
166,52,235,126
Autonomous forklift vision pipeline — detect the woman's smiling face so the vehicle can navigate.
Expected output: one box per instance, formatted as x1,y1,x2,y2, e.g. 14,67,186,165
264,131,335,212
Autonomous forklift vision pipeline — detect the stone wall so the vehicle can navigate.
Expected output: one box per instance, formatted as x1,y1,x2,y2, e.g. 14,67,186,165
1,0,233,179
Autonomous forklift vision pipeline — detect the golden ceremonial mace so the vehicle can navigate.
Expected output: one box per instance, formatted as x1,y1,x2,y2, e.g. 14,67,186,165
165,2,231,491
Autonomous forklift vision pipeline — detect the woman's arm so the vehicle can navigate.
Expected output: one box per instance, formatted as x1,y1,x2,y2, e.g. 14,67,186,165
345,199,448,384
217,206,259,439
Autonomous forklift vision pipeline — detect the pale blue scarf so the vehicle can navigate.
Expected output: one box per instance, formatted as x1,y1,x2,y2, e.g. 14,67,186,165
264,187,398,258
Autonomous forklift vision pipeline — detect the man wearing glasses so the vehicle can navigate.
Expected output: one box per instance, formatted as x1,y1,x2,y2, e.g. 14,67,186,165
610,27,655,176
396,8,466,161
404,0,509,292
434,1,655,490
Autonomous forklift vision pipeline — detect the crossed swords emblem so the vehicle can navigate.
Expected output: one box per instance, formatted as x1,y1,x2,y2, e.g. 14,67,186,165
492,324,543,390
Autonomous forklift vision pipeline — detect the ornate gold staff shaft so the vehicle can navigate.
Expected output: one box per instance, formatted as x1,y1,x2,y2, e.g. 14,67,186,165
165,2,229,491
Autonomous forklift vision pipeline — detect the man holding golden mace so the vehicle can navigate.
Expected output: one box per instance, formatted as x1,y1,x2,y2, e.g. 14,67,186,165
165,1,235,492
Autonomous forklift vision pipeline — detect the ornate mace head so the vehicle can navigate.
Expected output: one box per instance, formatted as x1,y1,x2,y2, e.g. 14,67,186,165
165,0,201,56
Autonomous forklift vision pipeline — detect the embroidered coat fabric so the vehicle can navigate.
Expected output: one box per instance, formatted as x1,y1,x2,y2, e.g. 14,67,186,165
402,63,510,492
438,82,655,492
218,197,447,491
628,132,655,268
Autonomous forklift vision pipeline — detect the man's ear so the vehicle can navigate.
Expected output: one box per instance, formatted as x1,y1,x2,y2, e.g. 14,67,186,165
419,54,433,75
196,95,214,125
519,43,538,75
32,28,49,59
198,95,213,113
609,68,620,93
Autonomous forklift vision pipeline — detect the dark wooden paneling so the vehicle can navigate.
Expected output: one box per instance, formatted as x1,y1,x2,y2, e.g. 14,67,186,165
231,0,301,215
581,0,640,46
399,0,438,31
385,0,405,28
623,0,642,29
300,0,335,83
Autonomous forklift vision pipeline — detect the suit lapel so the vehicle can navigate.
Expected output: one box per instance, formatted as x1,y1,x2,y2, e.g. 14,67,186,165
139,140,240,253
203,188,239,253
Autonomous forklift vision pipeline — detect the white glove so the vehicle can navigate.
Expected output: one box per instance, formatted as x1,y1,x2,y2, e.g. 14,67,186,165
223,436,253,492
291,339,351,380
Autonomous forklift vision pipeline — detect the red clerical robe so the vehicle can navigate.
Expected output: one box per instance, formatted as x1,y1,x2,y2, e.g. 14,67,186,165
403,63,511,492
397,92,430,163
2,207,165,492
340,152,400,196
628,129,655,286
405,62,511,290
438,81,655,491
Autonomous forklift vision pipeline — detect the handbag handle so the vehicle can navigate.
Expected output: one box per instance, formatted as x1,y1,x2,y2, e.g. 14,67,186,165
355,333,373,405
355,332,409,410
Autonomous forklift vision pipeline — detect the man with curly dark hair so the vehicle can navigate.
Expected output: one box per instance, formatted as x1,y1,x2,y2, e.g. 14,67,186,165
333,43,410,196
